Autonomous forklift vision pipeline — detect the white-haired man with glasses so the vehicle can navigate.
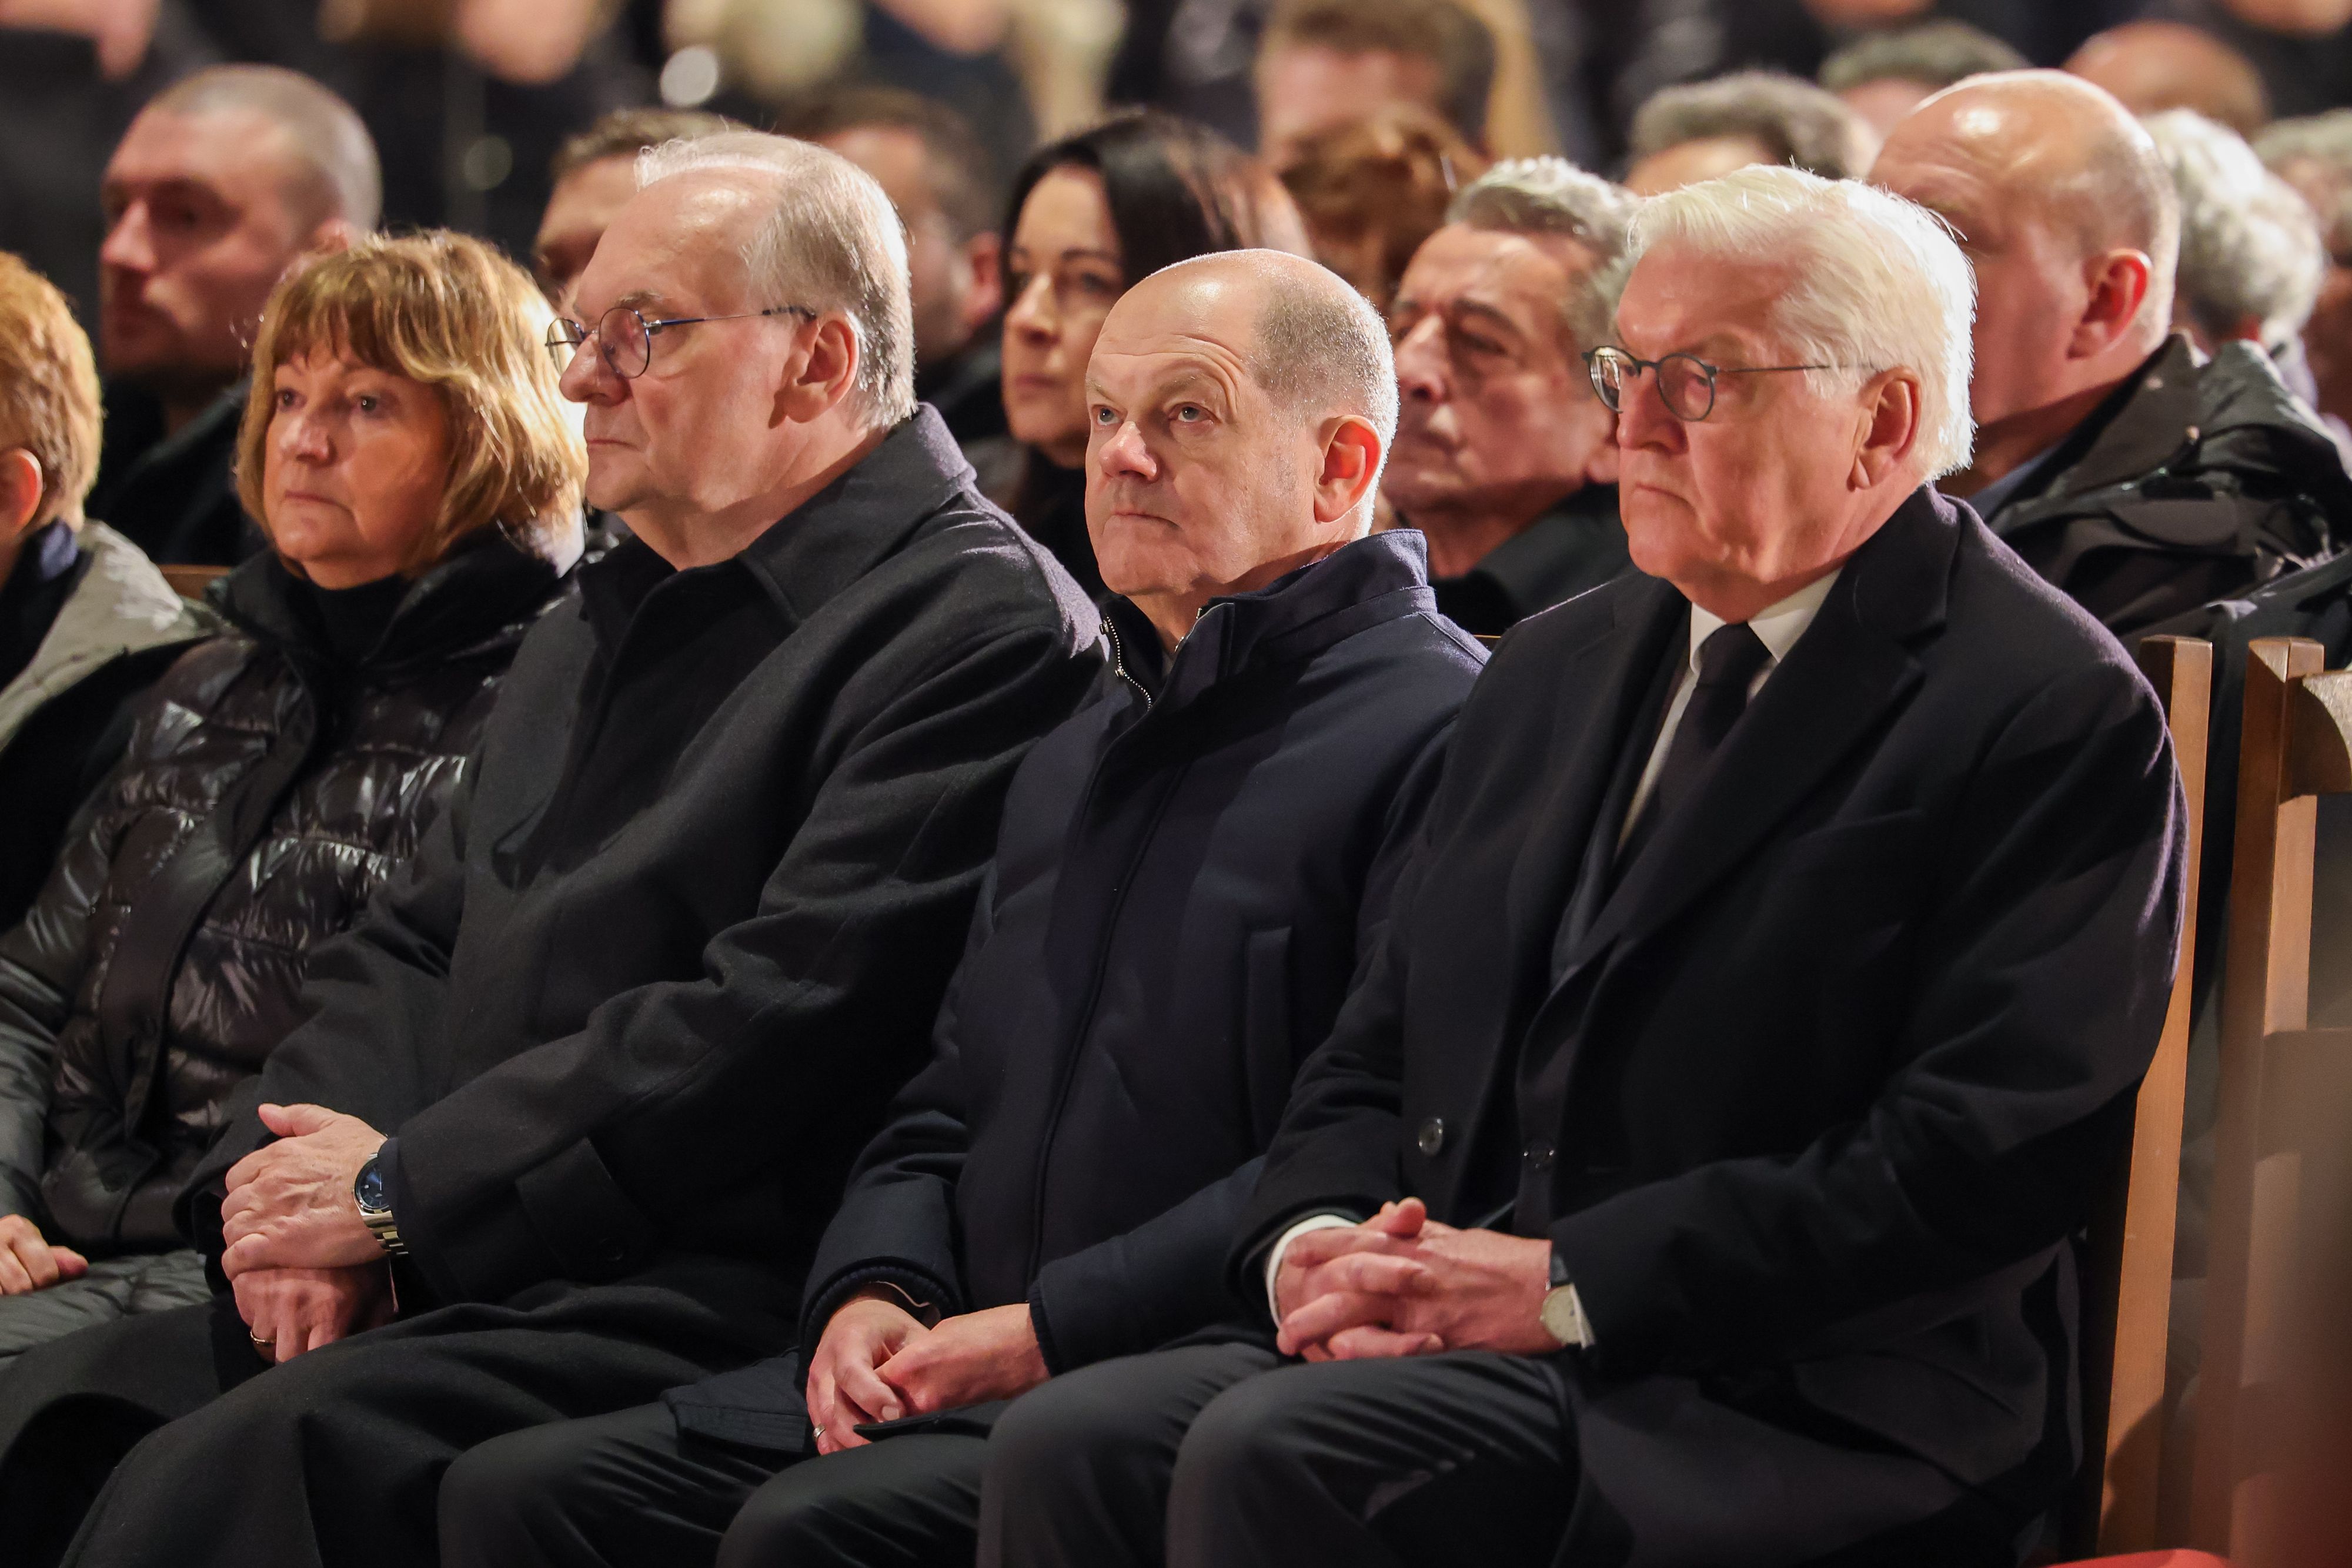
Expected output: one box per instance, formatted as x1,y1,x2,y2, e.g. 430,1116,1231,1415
0,132,1103,1568
974,163,2187,1568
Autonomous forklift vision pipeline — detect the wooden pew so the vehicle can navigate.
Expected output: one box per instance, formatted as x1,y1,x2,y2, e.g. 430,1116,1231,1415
2062,636,2211,1556
158,564,229,601
2188,637,2352,1559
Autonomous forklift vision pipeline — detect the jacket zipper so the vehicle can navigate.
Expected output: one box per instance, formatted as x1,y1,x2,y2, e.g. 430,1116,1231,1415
1020,616,1175,1284
1102,615,1153,710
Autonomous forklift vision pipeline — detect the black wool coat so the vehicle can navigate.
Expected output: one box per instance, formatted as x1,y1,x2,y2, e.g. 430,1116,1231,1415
796,531,1485,1370
1238,490,2187,1562
0,536,563,1256
182,410,1105,1333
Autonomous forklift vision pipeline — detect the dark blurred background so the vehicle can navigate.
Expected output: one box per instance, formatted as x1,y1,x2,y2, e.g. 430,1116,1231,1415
7,0,2352,334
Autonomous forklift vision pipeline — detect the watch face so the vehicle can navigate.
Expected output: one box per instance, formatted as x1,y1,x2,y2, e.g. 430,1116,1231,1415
355,1159,386,1213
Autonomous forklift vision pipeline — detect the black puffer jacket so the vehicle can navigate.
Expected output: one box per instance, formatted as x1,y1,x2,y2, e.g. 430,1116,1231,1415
1984,335,2351,636
0,533,568,1255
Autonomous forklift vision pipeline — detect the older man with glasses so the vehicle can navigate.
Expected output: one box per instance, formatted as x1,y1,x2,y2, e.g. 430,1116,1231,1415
0,131,1103,1568
976,164,2189,1568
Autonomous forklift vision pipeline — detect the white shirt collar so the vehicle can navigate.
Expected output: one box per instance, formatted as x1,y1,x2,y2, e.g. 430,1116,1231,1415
1685,566,1843,673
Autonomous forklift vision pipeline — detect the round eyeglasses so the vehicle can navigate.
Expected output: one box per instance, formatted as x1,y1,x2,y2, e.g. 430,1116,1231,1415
1583,346,1845,423
546,304,814,380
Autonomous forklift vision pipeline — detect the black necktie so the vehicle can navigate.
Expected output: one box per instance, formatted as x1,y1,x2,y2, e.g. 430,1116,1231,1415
1618,621,1772,869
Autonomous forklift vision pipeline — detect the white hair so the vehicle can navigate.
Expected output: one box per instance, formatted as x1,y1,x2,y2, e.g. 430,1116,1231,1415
2146,109,2327,349
1448,156,1638,350
637,131,916,426
1624,164,1977,479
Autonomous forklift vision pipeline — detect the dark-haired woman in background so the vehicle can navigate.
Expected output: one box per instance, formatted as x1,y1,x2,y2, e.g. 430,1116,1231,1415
981,111,1308,599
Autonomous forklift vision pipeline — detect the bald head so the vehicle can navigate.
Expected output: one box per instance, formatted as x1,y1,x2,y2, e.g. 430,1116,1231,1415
1872,71,2183,492
1124,250,1399,447
1086,250,1392,649
2066,22,2270,139
1882,72,2177,296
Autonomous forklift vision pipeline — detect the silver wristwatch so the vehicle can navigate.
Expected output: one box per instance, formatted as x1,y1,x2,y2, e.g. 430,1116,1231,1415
353,1154,407,1257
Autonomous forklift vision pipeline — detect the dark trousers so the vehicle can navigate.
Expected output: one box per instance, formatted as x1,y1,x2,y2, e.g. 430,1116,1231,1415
979,1340,1578,1568
442,1399,991,1568
0,1272,787,1568
979,1340,2024,1568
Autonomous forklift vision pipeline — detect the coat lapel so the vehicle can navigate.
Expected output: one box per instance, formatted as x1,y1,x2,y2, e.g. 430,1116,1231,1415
1555,490,1959,980
1495,578,1685,1039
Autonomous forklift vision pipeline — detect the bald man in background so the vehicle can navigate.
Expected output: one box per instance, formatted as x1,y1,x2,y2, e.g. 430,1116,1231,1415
1874,71,2344,634
437,249,1486,1568
91,65,378,566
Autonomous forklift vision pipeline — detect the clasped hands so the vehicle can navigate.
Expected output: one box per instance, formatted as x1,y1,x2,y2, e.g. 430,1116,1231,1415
218,1103,393,1363
1271,1197,1558,1361
803,1295,1049,1456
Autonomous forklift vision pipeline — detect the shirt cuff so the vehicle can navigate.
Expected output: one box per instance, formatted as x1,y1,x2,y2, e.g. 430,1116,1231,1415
1263,1212,1361,1321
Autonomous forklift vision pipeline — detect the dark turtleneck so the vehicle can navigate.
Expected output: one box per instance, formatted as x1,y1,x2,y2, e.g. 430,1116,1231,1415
300,573,410,667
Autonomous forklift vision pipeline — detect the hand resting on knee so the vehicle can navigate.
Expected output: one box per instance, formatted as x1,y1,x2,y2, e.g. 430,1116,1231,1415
1274,1198,1555,1362
804,1293,1049,1455
0,1212,88,1295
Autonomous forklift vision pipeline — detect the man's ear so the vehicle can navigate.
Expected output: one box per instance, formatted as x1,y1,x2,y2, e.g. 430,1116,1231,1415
1849,370,1921,490
960,232,1004,332
2072,248,2155,359
776,315,864,423
1315,414,1384,529
0,450,45,539
308,218,362,259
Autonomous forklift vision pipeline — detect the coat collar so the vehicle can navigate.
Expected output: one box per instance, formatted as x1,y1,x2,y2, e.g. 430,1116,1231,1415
0,521,209,745
1552,485,1957,977
1102,529,1439,712
733,406,977,627
212,529,565,676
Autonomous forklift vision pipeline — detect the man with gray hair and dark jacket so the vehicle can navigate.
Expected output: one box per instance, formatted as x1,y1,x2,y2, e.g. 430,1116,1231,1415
0,131,1102,1568
435,247,1485,1568
1387,158,1638,638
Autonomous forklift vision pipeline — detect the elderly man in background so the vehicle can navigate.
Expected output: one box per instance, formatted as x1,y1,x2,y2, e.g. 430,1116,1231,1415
2146,109,2329,365
91,65,378,566
437,248,1485,1568
0,251,205,933
1385,157,1635,637
1622,71,1873,197
533,106,735,307
0,131,1101,1568
787,87,1010,449
1875,71,2347,636
1816,20,2027,141
980,164,2185,1568
2259,110,2352,432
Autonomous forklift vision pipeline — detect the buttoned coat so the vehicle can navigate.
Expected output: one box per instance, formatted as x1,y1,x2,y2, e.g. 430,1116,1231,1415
1238,490,2187,1562
177,411,1105,1322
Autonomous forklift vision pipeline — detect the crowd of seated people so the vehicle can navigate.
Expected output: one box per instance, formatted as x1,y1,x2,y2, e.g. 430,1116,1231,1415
0,5,2350,1566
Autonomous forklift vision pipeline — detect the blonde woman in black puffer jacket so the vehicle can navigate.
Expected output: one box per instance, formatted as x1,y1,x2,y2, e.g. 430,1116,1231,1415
0,231,583,1359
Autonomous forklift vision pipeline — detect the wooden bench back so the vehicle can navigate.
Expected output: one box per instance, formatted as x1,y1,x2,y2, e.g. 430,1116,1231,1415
2190,637,2352,1559
2065,636,2211,1556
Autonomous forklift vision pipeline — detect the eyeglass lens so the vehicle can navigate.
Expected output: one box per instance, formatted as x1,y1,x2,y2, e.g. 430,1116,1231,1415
1592,353,1718,422
545,309,654,379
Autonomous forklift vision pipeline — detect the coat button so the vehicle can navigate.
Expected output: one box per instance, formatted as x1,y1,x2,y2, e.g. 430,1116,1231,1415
1416,1117,1446,1156
1524,1140,1554,1169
